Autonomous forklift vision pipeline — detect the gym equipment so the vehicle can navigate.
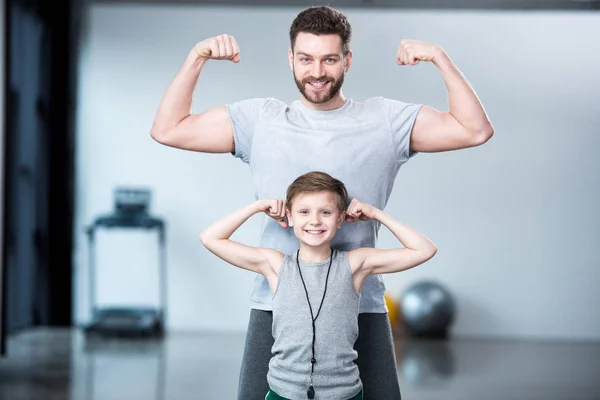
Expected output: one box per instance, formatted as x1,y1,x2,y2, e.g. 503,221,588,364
83,187,167,338
384,292,400,327
401,280,455,338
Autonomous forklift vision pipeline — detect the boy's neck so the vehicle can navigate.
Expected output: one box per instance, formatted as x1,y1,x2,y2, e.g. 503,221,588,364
298,244,333,264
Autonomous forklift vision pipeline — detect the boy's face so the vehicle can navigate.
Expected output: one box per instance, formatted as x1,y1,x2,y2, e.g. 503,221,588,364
286,191,345,248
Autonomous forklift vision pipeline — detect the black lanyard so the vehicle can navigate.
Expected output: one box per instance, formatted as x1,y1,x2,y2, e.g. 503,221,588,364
296,248,334,399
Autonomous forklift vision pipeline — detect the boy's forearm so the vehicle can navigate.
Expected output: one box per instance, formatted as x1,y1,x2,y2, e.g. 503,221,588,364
200,201,261,242
373,209,434,251
151,52,207,137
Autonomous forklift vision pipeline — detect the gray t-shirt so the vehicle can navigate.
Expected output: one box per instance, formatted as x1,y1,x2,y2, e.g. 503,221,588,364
226,97,421,313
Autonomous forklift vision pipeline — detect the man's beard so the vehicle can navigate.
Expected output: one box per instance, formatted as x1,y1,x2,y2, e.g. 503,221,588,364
293,69,344,105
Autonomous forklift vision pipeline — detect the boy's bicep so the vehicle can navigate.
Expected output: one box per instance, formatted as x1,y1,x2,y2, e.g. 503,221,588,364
358,248,424,275
204,240,271,275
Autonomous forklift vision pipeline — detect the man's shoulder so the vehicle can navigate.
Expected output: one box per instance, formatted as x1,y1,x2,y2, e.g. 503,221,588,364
351,96,411,107
228,97,289,113
257,98,294,120
351,96,422,118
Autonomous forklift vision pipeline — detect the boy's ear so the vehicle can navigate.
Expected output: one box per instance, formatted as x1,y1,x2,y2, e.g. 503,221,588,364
338,210,346,228
286,209,292,227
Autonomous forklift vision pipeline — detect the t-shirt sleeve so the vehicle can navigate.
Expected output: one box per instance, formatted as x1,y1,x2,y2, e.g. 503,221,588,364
381,98,423,162
225,98,269,164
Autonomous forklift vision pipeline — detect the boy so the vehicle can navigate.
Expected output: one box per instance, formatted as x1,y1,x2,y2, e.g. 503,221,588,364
199,172,437,399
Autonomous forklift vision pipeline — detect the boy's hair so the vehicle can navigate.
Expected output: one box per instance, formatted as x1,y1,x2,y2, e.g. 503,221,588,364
286,171,348,212
289,6,352,55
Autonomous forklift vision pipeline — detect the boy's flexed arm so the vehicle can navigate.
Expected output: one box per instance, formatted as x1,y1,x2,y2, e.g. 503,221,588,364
348,199,437,281
199,199,286,275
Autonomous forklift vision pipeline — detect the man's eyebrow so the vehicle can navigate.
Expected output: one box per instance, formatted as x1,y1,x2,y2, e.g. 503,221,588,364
296,52,340,58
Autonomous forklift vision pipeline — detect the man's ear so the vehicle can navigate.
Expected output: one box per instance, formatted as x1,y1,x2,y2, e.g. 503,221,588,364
288,49,294,72
344,50,353,73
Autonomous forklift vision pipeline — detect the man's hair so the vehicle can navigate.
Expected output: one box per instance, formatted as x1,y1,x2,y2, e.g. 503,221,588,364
286,171,348,212
289,6,352,55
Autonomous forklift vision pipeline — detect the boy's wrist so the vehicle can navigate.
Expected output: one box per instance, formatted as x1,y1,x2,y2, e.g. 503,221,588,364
247,201,262,214
372,208,386,221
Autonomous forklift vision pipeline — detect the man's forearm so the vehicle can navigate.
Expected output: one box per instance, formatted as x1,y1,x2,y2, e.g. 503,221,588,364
151,51,207,137
433,50,493,134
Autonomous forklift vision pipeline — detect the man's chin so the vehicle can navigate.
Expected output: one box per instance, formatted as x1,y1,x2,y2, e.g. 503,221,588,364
303,91,333,105
306,96,329,105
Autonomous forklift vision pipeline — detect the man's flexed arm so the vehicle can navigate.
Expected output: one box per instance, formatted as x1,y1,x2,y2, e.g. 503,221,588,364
396,40,494,153
150,34,240,153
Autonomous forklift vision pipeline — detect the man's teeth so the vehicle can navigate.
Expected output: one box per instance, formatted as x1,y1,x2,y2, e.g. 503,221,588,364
309,82,327,87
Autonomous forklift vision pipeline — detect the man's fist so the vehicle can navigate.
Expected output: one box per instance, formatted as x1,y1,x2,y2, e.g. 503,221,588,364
194,34,240,63
396,39,444,66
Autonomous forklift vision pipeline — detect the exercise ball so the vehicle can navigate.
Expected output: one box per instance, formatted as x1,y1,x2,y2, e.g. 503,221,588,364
401,281,456,338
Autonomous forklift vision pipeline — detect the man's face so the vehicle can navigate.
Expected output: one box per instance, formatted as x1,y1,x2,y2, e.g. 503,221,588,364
289,33,351,105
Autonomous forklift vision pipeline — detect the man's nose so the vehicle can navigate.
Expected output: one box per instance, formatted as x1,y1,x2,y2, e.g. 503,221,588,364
311,62,324,78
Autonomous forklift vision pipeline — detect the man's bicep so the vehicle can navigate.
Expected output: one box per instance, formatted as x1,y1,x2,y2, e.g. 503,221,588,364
187,106,236,153
410,105,482,153
155,105,235,153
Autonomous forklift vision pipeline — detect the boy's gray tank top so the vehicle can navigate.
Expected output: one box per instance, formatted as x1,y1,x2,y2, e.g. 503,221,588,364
267,250,362,400
226,96,422,313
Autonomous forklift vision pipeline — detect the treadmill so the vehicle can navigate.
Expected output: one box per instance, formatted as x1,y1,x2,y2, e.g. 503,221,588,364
83,187,167,338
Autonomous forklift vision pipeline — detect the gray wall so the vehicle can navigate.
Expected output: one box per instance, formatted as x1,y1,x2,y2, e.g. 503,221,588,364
73,4,600,340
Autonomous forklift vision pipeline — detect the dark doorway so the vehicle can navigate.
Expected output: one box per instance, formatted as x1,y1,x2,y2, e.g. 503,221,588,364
1,0,84,355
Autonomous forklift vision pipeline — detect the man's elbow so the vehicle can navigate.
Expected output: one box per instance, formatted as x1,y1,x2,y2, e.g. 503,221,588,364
150,126,169,145
471,122,494,146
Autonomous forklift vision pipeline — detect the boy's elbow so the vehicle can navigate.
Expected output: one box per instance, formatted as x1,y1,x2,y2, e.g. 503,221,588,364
425,243,438,260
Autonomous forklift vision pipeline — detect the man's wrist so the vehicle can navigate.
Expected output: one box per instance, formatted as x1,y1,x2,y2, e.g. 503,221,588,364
185,49,208,68
432,47,452,69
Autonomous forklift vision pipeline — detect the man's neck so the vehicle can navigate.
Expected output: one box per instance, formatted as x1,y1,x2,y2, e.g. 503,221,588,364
298,245,333,264
300,92,347,111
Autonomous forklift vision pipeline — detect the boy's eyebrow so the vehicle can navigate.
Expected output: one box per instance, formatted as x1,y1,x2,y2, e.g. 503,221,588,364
295,204,336,209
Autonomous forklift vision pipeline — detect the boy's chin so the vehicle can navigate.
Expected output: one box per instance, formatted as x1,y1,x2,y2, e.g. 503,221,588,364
300,236,332,247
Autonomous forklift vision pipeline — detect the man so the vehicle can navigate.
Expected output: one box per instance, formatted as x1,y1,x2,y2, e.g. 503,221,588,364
150,6,493,400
